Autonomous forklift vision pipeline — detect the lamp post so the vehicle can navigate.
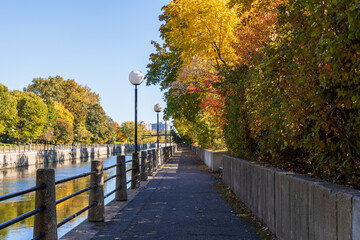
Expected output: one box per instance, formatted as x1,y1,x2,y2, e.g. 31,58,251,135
154,104,162,149
170,126,172,146
164,118,167,147
50,131,53,148
11,129,15,145
74,133,77,148
129,70,144,154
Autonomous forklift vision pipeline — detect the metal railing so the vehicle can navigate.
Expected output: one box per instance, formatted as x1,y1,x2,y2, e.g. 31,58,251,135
0,143,158,153
0,145,177,239
0,184,46,240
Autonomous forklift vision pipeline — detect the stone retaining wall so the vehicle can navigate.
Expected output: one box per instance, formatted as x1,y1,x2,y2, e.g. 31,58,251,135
222,154,360,240
189,145,227,171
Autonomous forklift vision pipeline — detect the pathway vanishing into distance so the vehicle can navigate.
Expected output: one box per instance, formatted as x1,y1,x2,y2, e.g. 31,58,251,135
62,148,260,240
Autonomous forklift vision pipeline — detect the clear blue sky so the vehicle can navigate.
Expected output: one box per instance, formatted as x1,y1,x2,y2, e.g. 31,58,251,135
0,0,169,124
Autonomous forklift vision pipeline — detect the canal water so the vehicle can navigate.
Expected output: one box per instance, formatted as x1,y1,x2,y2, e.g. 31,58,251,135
0,154,133,239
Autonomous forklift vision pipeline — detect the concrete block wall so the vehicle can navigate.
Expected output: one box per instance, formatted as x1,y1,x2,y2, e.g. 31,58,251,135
222,154,360,240
189,145,227,171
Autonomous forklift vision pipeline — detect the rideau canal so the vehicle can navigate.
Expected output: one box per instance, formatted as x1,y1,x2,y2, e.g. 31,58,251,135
0,154,133,239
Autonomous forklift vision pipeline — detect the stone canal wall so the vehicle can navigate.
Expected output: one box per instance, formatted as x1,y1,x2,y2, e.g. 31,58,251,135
0,146,118,170
0,143,157,170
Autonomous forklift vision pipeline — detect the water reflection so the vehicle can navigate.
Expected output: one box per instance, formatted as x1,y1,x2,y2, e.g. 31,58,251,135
0,155,133,239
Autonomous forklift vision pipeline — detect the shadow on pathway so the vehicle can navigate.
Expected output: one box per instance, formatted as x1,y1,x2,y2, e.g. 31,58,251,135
62,148,260,240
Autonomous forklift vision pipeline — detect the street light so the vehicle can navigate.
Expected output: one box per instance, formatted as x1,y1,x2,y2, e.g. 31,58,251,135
154,104,162,149
170,126,172,146
11,129,15,145
129,70,144,153
164,118,167,147
74,133,77,147
50,131,53,147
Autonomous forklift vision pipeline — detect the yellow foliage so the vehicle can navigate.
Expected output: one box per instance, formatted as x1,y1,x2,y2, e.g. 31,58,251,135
54,101,74,127
164,0,239,66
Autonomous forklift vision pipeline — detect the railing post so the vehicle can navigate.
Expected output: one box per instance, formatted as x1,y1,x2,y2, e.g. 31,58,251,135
152,149,157,170
115,155,127,201
33,169,58,240
131,153,139,189
88,160,104,222
140,150,148,181
147,150,153,176
159,148,163,166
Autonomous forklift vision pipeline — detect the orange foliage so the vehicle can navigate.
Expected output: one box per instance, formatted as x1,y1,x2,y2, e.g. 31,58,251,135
233,0,282,65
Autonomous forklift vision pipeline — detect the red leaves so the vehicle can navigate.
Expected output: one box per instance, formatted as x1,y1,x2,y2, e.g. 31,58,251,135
188,86,201,93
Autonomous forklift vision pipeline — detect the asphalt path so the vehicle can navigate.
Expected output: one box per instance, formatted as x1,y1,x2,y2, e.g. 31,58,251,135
88,148,261,240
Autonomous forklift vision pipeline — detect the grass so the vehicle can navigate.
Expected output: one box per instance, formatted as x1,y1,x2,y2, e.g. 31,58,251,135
213,180,275,240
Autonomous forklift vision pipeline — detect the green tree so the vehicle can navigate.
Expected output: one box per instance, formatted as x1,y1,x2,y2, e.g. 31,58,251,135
74,124,92,143
105,117,117,143
26,76,64,101
85,104,108,143
43,99,57,133
119,121,146,143
11,91,48,143
0,84,17,134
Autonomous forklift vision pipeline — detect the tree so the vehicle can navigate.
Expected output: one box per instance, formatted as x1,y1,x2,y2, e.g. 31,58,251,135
162,0,238,66
85,104,109,143
54,119,74,143
74,124,92,143
26,76,64,101
115,122,126,142
53,101,74,127
146,0,242,149
104,117,117,143
119,121,146,143
11,91,48,143
42,99,57,134
27,76,101,134
0,84,17,134
255,0,360,187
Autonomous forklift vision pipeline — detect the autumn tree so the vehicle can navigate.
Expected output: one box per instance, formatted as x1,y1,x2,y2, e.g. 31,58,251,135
147,0,240,148
0,84,17,134
254,0,360,187
27,76,101,133
54,118,74,143
119,121,146,143
115,122,126,142
27,76,114,144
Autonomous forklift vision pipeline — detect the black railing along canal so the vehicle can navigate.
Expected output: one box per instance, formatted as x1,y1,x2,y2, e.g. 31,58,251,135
0,145,176,239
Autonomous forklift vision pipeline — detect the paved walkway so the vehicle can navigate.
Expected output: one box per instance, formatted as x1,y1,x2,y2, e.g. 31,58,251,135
62,148,260,240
